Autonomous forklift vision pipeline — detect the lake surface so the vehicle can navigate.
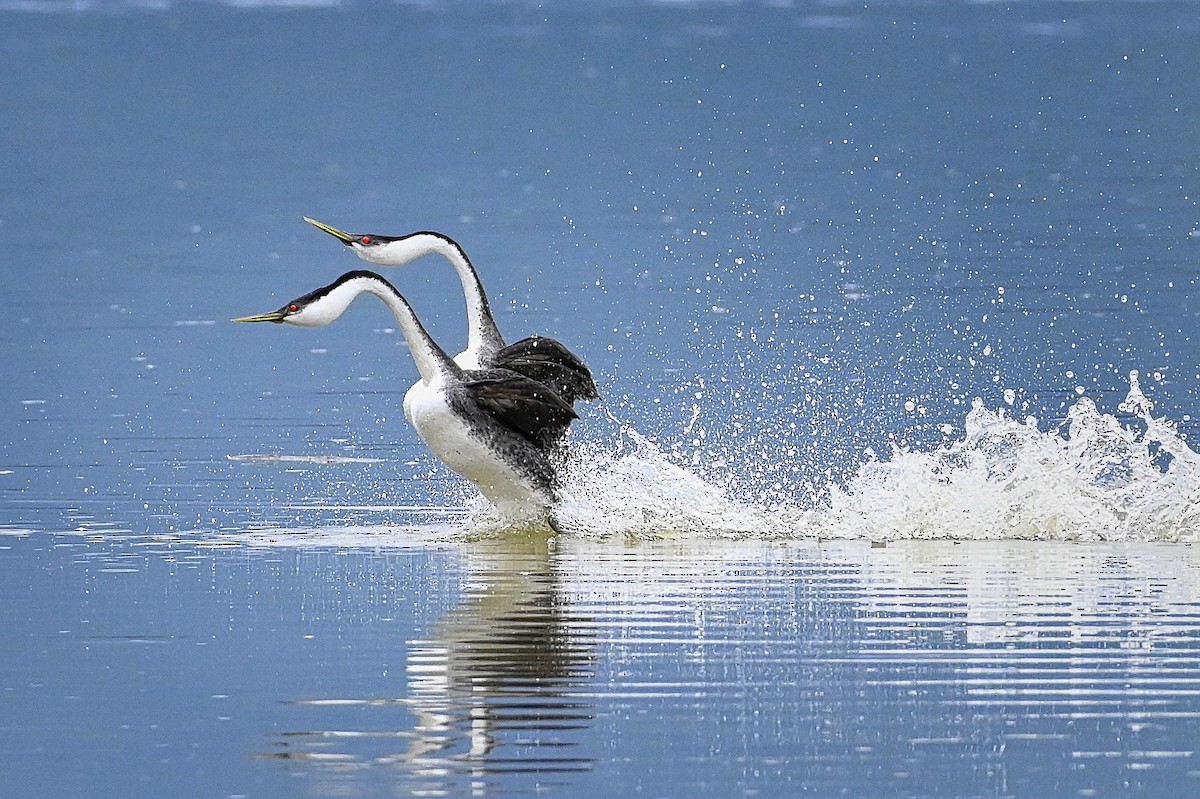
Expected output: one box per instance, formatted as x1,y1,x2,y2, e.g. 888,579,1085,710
2,1,1200,796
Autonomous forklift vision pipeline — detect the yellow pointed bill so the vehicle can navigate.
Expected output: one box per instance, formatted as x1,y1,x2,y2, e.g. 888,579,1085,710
303,216,356,244
231,311,287,323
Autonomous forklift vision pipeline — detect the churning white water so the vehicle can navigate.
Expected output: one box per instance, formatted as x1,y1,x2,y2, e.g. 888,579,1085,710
545,371,1200,542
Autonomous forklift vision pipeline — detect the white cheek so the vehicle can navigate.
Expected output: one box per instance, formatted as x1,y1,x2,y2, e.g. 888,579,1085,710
286,309,331,328
352,245,390,266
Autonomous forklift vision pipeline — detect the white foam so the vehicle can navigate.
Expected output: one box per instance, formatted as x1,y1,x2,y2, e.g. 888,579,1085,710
227,453,386,465
209,523,463,549
209,372,1200,546
544,371,1200,543
553,428,779,538
822,371,1200,542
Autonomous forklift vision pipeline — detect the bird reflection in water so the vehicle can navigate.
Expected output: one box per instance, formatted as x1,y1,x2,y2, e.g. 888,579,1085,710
269,529,595,794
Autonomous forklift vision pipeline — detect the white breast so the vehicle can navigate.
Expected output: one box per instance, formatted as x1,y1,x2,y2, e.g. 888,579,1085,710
451,350,483,370
404,378,546,509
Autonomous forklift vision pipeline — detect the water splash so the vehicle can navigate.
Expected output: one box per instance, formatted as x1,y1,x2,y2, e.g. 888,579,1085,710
553,426,778,538
212,373,1200,545
540,372,1200,542
822,371,1200,542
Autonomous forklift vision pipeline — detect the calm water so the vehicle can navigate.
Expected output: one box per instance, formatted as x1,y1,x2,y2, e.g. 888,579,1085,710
7,533,1200,797
3,1,1200,796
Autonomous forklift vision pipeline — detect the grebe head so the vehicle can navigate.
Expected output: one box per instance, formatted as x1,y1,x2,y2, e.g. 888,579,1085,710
233,271,395,328
303,216,411,265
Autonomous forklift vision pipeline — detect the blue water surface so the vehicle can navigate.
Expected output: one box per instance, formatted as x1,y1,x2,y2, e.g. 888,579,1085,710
3,1,1200,797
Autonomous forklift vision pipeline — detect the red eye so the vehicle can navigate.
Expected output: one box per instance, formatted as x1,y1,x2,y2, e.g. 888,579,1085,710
360,236,372,245
288,304,298,313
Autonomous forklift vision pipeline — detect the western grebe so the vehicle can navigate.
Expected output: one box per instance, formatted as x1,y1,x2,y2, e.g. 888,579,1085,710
302,217,598,407
233,270,576,517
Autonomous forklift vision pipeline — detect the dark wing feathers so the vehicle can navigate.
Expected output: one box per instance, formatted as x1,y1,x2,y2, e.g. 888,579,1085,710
493,335,599,406
465,370,578,449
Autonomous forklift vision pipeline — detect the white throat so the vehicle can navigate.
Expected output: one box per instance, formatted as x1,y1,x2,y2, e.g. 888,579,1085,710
353,233,506,363
291,274,457,386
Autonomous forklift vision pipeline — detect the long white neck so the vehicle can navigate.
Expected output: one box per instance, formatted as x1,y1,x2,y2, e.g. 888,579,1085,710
363,233,507,363
299,272,459,385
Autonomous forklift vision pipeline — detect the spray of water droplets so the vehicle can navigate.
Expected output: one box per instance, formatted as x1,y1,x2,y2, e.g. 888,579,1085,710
514,371,1200,542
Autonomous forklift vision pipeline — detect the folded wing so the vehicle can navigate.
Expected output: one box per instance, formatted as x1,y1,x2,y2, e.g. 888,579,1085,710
466,369,579,449
494,335,599,407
